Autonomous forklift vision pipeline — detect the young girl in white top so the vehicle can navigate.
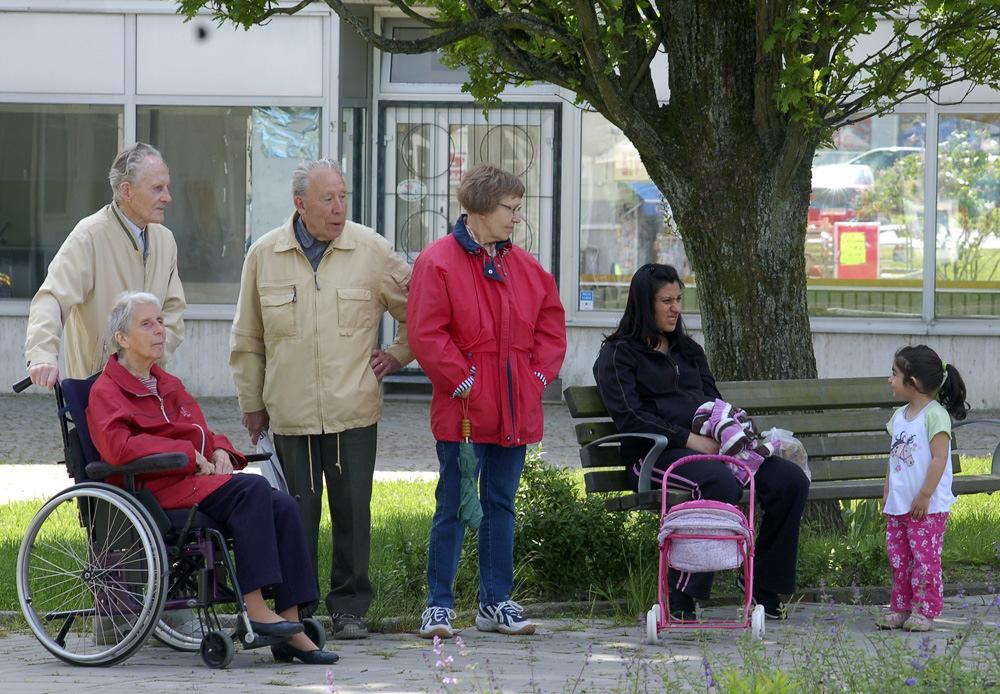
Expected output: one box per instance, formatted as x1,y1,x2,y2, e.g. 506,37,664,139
877,345,969,632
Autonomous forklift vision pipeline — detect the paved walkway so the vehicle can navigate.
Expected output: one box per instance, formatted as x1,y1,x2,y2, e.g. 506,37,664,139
0,394,579,503
2,596,998,692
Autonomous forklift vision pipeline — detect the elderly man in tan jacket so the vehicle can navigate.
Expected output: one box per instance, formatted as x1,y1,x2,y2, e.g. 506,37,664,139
230,159,412,640
24,142,186,388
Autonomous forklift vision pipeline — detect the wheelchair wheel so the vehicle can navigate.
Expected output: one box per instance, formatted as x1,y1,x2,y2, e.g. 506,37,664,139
154,613,206,652
303,616,326,650
17,483,168,666
201,630,235,669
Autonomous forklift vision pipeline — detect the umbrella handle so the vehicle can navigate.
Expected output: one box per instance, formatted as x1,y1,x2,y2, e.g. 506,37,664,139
461,399,472,442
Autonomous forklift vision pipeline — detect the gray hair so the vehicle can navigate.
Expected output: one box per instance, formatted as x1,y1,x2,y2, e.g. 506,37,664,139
109,143,164,203
291,159,344,198
109,291,162,355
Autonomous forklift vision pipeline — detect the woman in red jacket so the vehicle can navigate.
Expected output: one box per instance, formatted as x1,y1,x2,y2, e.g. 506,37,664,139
87,291,337,665
408,164,567,640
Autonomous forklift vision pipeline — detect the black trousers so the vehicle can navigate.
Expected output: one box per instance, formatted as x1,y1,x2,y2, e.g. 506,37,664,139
636,449,809,599
274,425,377,617
198,473,318,613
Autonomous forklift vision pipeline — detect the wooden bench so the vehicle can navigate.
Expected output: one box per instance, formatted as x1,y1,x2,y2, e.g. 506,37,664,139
564,376,1000,512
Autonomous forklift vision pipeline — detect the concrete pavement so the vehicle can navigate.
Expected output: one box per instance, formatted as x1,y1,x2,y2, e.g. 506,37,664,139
2,596,998,692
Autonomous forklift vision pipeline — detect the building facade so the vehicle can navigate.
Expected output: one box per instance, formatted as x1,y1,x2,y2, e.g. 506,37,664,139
2,2,1000,407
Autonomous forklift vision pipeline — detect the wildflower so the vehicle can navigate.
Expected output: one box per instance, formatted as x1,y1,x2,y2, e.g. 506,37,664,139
994,540,1000,561
702,655,716,688
433,635,443,656
326,668,339,694
911,658,925,672
442,676,458,685
454,636,465,649
905,676,918,686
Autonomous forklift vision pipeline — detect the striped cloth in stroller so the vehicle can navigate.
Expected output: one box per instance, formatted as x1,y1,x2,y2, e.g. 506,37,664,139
657,499,752,573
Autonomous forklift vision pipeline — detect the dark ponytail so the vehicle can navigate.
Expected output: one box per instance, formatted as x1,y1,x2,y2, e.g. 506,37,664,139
893,345,970,420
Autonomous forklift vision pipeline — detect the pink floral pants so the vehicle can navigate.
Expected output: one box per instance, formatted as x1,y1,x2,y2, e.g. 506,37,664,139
885,512,948,618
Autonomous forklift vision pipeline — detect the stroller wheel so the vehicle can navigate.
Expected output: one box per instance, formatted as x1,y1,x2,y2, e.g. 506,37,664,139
645,606,659,644
751,604,766,640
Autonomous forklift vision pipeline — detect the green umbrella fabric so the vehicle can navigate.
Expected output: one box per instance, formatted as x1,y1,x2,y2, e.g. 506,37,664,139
457,440,483,529
457,408,483,529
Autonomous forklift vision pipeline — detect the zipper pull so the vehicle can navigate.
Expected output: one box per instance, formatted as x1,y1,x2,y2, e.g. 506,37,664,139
314,272,320,290
292,285,297,303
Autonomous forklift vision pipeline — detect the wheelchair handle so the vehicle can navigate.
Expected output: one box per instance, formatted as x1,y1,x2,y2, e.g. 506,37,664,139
12,376,32,393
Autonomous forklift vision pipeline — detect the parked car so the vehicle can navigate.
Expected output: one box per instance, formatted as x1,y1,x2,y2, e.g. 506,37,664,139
845,146,922,173
809,163,875,225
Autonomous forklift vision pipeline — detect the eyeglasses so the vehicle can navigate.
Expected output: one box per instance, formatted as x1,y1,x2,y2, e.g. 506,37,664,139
497,202,523,218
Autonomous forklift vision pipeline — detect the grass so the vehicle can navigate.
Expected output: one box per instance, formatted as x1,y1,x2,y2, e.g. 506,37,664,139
2,457,998,630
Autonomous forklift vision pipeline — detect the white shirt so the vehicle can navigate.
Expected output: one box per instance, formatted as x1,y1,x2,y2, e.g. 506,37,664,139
884,401,955,515
113,201,146,255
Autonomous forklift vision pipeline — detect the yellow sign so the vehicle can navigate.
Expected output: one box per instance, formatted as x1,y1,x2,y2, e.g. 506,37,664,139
840,232,866,265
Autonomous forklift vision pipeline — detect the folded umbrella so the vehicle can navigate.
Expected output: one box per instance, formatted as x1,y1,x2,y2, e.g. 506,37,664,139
457,403,483,529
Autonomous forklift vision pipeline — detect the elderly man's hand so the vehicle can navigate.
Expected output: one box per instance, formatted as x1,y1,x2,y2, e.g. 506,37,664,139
211,448,234,475
194,452,215,476
370,348,403,382
29,363,60,391
242,410,270,445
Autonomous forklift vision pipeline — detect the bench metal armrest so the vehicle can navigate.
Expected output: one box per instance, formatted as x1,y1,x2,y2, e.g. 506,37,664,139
953,418,1000,475
85,452,190,482
581,432,669,493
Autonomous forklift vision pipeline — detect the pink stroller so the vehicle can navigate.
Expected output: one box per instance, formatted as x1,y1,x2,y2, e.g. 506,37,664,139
645,454,766,643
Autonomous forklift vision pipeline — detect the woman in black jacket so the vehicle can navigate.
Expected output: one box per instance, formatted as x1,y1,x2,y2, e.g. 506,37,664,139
593,264,808,620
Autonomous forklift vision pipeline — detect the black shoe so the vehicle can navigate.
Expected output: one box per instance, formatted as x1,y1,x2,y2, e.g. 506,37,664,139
668,587,697,621
271,642,340,665
330,612,369,640
249,620,305,638
755,588,786,620
737,576,786,620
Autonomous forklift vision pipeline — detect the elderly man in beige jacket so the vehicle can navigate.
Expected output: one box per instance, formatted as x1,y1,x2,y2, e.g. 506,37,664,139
230,159,412,640
24,142,186,388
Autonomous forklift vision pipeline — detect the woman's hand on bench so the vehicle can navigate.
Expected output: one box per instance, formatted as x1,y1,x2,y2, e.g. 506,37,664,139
686,433,721,455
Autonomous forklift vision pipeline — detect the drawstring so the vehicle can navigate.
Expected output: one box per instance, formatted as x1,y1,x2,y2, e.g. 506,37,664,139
307,435,315,494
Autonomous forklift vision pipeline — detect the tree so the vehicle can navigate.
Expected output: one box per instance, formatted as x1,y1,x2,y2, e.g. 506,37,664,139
180,0,1000,380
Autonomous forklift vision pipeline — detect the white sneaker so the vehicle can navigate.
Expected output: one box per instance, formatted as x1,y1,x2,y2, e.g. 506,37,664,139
475,600,536,635
419,606,456,639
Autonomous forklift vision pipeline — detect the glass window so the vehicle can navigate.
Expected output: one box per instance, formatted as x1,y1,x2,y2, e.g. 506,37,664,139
138,106,320,303
808,113,925,316
935,113,1000,318
341,107,370,226
385,23,469,85
0,104,121,299
579,111,688,313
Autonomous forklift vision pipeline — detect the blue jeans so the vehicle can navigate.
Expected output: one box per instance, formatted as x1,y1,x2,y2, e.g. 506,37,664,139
426,442,526,608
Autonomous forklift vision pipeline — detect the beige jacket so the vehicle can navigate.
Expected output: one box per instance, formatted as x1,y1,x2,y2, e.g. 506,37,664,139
230,214,413,435
24,204,186,378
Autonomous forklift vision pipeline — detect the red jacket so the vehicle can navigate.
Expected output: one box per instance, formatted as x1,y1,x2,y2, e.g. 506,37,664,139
408,217,566,445
87,354,247,509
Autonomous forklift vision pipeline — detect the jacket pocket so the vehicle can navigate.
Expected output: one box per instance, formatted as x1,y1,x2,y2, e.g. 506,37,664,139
337,288,375,331
259,285,298,339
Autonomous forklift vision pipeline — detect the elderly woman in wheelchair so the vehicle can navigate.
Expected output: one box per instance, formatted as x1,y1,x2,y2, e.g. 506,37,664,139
16,291,338,668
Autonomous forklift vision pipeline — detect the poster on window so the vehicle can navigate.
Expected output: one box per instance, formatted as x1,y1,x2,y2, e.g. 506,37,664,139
834,222,879,280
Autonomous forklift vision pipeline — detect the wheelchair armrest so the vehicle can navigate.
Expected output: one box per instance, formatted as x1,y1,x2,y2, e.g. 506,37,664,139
581,432,670,493
85,452,190,481
953,418,1000,476
244,452,273,463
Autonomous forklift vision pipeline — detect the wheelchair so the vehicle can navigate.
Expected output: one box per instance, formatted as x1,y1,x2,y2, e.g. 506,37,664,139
12,375,324,668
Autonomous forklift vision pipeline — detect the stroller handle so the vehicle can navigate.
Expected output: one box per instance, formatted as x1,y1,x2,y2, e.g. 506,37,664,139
660,454,757,528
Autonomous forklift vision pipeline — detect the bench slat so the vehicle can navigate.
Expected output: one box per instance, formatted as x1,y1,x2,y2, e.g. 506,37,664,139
565,378,899,419
720,377,899,412
575,409,893,446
